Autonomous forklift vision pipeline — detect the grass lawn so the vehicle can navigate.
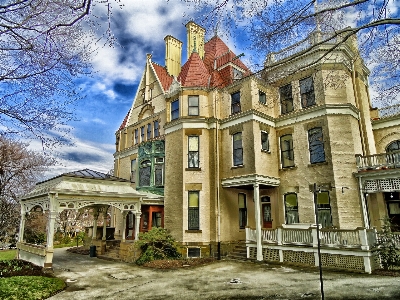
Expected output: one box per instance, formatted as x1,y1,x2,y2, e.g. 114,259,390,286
0,250,16,260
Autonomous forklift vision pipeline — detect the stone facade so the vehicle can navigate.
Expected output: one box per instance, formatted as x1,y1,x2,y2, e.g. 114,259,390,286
113,22,400,258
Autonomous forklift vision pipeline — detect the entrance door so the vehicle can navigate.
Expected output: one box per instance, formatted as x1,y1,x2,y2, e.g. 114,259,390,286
261,196,272,228
125,212,135,240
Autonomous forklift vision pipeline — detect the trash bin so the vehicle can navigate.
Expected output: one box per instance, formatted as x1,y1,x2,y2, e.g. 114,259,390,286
89,245,96,257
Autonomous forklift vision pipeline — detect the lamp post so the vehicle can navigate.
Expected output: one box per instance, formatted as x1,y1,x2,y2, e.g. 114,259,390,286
313,182,324,300
75,229,80,248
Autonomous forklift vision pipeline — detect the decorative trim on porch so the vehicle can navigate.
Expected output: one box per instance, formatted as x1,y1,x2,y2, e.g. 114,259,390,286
221,174,280,187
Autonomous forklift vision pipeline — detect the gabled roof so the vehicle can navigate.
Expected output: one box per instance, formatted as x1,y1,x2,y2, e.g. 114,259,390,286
152,62,173,92
178,52,209,87
39,169,128,184
118,109,130,130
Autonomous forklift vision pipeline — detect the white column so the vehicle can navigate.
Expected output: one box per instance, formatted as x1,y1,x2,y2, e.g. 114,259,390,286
254,183,263,261
92,209,99,240
46,211,57,249
18,205,26,243
102,211,108,241
121,211,128,242
135,212,141,240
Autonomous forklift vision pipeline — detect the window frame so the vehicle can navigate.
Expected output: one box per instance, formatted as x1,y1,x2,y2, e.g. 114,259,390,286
308,127,325,164
316,191,332,228
261,131,269,152
154,120,159,137
188,191,200,230
188,95,199,116
233,132,243,166
147,123,152,140
134,129,139,145
188,135,200,168
284,193,299,224
300,76,315,108
279,84,294,114
259,90,266,104
154,158,164,186
231,91,241,115
238,193,247,229
280,134,294,168
386,140,400,153
171,99,179,120
140,126,145,142
139,160,151,187
130,159,136,183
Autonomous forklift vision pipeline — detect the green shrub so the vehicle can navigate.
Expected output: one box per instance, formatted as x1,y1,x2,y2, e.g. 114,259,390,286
374,218,400,270
61,235,72,244
135,227,181,265
24,230,46,245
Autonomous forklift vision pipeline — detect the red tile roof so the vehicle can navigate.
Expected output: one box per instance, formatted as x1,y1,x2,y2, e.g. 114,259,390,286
118,109,130,130
152,62,173,92
178,52,209,87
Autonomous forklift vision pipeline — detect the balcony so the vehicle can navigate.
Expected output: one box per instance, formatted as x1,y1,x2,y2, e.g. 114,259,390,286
356,151,400,172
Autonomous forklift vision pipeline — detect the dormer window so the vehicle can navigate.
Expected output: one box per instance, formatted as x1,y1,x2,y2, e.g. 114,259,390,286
231,92,241,115
233,68,243,80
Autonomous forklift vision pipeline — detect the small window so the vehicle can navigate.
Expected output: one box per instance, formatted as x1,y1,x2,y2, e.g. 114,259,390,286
261,131,269,152
147,123,152,140
386,140,400,152
231,92,241,114
309,127,325,164
300,76,315,108
152,212,162,228
140,88,145,103
285,193,299,224
188,136,199,168
140,126,145,142
316,191,332,228
279,84,293,114
130,159,136,183
154,164,164,186
154,120,159,137
188,96,199,116
259,90,266,104
233,132,243,166
142,212,149,230
188,191,199,230
134,129,139,145
139,160,151,186
280,134,294,168
171,99,179,120
187,248,201,258
239,193,247,229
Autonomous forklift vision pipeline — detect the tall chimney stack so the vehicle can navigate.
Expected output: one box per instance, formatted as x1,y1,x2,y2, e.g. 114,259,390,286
186,21,205,60
164,35,182,77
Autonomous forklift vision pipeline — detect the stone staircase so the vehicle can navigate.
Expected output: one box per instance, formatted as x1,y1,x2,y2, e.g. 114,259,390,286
97,240,121,261
227,244,248,261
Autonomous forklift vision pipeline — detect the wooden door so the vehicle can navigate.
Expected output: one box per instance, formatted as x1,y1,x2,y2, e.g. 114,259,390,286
262,203,272,228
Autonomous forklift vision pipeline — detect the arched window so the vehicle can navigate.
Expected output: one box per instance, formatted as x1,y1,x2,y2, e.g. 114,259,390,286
139,160,151,186
386,140,400,153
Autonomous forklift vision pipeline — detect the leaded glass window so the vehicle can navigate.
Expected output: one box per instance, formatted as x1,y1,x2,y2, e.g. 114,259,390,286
386,140,400,152
261,131,269,151
188,96,199,116
233,132,243,166
171,99,179,120
239,193,247,229
154,164,163,186
154,120,159,137
279,84,293,114
231,92,241,114
259,90,266,104
300,76,315,108
280,134,294,168
188,191,199,230
285,193,299,224
309,127,325,164
188,136,199,168
139,160,151,186
316,191,332,228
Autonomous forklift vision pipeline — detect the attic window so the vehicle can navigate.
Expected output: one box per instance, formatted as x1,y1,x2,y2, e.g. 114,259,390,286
233,68,243,80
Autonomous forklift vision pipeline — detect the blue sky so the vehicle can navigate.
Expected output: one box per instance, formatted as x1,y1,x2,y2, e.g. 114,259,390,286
34,0,398,179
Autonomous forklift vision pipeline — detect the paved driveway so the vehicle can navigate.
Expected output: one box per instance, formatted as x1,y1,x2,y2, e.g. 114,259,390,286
49,248,400,300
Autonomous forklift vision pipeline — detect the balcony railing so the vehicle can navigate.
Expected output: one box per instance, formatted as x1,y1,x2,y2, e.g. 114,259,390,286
355,151,400,171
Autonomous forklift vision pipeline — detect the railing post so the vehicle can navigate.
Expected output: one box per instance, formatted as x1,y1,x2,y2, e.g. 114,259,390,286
277,227,283,245
312,227,319,247
358,227,369,250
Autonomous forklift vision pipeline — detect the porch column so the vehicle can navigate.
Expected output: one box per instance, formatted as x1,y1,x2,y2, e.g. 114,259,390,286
254,183,263,261
18,205,26,242
92,209,99,240
358,177,370,229
121,211,128,242
46,211,57,249
102,210,108,241
135,212,141,240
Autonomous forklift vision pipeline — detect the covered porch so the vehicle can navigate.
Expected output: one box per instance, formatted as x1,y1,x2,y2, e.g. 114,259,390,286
17,169,163,268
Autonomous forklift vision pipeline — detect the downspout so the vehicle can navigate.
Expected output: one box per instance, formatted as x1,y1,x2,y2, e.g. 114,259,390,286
215,93,221,260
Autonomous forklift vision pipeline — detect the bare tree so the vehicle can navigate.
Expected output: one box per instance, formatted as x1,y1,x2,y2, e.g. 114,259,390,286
0,0,122,147
0,136,54,244
190,0,400,106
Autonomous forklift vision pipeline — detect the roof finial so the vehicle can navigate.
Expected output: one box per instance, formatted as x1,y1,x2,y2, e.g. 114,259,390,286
214,21,220,37
314,0,320,31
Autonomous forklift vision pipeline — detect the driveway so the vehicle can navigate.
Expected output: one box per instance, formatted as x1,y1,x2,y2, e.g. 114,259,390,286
49,248,400,300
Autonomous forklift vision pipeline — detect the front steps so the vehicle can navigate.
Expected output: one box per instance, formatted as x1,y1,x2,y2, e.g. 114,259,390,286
227,244,249,261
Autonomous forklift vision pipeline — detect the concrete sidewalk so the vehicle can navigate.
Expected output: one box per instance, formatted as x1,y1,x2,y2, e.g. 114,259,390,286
49,248,400,300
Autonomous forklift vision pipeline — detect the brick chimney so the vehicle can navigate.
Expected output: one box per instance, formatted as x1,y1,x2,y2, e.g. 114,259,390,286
164,35,182,77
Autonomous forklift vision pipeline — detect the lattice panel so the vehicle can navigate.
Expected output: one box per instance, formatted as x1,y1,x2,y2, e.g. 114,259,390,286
283,250,315,265
392,178,400,190
321,253,364,271
248,247,256,259
379,179,393,191
263,249,280,262
364,180,378,192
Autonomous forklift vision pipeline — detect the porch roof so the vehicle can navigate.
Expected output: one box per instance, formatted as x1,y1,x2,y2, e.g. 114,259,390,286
221,173,280,188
